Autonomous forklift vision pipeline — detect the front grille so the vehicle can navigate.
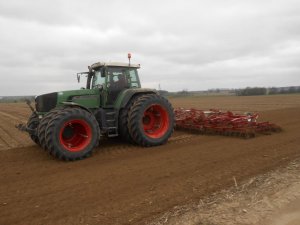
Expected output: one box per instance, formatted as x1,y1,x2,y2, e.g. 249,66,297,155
35,92,57,112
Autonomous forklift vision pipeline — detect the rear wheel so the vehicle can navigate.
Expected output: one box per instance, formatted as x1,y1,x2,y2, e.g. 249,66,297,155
128,94,174,146
119,94,141,143
45,108,100,161
27,113,39,145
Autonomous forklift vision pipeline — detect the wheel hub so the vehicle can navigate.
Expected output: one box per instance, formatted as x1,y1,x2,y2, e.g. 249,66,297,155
59,119,92,152
142,105,169,139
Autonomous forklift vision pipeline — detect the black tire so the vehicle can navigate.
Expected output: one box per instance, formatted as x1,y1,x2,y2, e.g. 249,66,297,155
45,107,100,161
118,94,141,143
37,109,61,150
27,113,40,145
128,94,174,147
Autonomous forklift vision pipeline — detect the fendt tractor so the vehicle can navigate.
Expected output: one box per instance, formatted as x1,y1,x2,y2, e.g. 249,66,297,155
17,54,174,161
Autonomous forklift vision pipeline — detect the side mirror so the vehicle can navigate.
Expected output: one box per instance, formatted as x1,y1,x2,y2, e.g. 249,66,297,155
77,73,81,83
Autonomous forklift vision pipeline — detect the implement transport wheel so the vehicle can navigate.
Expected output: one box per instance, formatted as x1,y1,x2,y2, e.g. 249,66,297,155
27,113,40,145
45,108,100,161
37,109,61,150
128,94,174,146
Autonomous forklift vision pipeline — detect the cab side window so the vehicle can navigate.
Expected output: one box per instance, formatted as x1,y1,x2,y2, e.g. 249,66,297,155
128,69,140,88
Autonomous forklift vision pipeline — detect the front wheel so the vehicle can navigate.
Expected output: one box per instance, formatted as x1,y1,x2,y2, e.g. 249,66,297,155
27,113,40,145
128,94,174,147
45,108,100,161
37,109,61,150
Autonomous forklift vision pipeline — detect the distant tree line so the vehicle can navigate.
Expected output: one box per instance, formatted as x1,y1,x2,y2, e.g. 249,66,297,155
235,86,300,96
0,96,35,103
268,86,300,95
236,87,267,96
158,86,300,97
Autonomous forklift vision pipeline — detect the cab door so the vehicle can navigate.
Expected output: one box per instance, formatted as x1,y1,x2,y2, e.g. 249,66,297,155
106,67,129,105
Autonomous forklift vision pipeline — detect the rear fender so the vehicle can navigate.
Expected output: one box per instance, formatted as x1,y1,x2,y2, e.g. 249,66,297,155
117,89,157,109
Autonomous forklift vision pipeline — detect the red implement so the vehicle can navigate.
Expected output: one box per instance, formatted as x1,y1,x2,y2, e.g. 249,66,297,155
174,108,281,138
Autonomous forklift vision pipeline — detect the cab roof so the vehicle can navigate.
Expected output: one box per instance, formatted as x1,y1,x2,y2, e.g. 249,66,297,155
90,62,141,70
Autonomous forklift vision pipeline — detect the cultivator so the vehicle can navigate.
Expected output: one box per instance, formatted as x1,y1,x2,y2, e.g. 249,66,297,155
174,108,281,138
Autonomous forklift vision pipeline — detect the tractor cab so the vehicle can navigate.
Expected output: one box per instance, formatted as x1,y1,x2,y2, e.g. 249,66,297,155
78,62,141,106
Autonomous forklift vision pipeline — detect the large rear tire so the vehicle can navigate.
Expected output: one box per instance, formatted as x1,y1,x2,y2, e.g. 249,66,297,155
45,108,100,161
118,94,141,143
27,113,40,145
37,109,61,150
128,94,174,146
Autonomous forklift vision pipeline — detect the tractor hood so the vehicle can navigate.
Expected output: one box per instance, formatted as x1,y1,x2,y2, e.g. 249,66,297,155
35,89,100,113
35,92,57,112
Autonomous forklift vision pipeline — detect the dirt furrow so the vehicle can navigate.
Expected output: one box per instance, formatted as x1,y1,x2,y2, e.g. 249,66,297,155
0,117,31,150
0,127,19,149
0,135,10,150
0,111,27,123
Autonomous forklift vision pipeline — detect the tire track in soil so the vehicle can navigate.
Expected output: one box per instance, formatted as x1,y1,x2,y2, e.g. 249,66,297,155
0,126,19,149
0,115,30,150
0,135,10,150
169,134,196,142
0,111,27,123
95,133,198,156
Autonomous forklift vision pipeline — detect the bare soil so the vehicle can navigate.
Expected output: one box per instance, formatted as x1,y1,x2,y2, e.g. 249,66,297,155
0,95,300,225
149,158,300,225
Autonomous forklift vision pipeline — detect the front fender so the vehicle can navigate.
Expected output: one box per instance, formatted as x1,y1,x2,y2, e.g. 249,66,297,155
61,102,92,113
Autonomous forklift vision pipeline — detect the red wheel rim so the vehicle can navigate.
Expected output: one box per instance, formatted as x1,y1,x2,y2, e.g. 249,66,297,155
59,119,92,152
142,104,169,138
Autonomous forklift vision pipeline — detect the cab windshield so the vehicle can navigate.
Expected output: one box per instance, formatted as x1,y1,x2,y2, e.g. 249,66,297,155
91,70,105,89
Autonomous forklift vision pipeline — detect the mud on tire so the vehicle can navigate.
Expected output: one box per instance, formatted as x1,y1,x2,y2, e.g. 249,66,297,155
45,107,100,161
128,94,174,147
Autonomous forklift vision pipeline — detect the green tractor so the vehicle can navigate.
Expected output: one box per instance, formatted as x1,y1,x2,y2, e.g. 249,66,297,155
16,58,174,161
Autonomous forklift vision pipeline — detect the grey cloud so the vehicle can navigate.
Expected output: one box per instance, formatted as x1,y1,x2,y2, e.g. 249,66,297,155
0,0,299,95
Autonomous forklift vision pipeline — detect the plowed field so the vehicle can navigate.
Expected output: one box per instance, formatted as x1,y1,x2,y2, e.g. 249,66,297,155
0,95,300,225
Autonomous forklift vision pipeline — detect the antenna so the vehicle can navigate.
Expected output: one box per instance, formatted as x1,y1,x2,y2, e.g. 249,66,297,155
128,53,131,66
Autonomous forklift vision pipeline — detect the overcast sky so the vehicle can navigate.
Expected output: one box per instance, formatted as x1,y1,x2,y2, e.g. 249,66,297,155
0,0,299,96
